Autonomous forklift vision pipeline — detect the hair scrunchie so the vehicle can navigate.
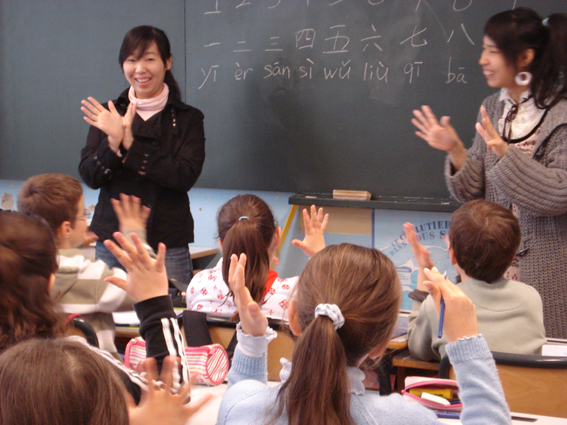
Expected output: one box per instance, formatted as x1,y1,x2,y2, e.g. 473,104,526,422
314,304,345,330
542,17,550,27
238,216,249,221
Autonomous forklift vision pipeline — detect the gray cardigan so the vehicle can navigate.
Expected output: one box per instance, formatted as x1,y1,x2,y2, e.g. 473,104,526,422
446,93,567,338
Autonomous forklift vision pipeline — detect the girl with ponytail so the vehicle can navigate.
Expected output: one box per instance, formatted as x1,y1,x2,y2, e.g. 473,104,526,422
218,245,510,425
412,7,567,338
186,194,327,321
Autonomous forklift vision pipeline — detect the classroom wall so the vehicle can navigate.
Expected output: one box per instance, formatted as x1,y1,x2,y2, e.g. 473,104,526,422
1,180,452,309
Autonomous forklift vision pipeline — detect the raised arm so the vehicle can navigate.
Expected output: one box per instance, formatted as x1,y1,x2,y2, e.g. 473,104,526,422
291,205,328,257
412,105,468,171
423,268,511,425
103,233,187,388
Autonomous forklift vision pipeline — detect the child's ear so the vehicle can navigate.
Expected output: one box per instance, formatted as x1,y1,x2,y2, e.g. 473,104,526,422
272,226,282,248
57,221,72,241
218,239,223,250
449,247,457,266
288,299,302,336
368,338,390,360
47,273,56,293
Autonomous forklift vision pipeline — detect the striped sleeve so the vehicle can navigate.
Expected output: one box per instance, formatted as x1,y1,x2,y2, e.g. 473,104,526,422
135,296,188,388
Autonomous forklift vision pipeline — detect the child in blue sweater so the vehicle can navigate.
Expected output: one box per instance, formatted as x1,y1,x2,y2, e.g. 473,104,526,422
218,244,511,425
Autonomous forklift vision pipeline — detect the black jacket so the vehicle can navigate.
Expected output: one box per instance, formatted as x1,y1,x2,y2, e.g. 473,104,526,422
79,89,205,249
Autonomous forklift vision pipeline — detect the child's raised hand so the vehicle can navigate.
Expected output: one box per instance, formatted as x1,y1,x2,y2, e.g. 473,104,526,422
129,357,214,425
423,267,479,343
111,194,150,234
81,97,124,151
476,105,508,157
228,254,268,337
104,232,168,302
404,222,434,291
291,205,328,257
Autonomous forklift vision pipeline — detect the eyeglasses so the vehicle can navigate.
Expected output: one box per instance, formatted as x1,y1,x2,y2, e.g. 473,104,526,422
72,209,89,222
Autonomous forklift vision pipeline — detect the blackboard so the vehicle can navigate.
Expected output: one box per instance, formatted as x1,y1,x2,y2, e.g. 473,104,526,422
1,0,566,201
186,0,567,198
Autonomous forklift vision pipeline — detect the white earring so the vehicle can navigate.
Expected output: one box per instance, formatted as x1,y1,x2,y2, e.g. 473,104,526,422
515,72,532,86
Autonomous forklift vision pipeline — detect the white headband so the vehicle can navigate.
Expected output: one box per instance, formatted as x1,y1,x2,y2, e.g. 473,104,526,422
314,304,345,330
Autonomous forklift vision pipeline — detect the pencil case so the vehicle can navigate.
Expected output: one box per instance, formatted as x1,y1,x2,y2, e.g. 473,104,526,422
124,336,229,386
401,376,462,412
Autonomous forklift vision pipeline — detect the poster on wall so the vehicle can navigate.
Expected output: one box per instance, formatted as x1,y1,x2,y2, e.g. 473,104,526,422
374,209,455,311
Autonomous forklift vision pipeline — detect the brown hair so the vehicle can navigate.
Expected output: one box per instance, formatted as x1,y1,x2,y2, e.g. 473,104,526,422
217,195,277,314
484,7,567,108
0,338,129,425
449,199,521,283
17,173,83,237
272,244,402,425
0,211,63,353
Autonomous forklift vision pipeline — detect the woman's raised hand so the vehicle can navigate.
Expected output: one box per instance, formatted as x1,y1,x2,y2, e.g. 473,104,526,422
476,105,508,157
412,105,468,170
412,106,462,152
423,267,479,343
291,205,329,257
81,97,124,151
228,254,268,337
122,101,138,150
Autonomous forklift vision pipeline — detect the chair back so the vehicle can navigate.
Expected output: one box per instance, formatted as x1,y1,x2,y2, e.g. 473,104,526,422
64,314,99,348
439,351,567,418
181,311,295,381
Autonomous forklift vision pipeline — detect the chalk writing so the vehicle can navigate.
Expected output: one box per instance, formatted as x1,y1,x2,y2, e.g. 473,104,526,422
400,25,428,47
446,57,467,84
404,61,423,83
360,24,383,52
264,62,291,79
296,29,316,49
363,61,388,82
198,65,219,89
234,62,253,80
323,25,350,54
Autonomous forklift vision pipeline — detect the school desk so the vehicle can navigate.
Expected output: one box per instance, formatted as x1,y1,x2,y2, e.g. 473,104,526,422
188,383,567,425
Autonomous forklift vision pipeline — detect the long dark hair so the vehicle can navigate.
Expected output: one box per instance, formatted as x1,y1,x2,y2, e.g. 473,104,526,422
118,25,182,100
0,338,129,425
271,244,402,425
484,7,567,108
0,211,63,353
217,195,277,316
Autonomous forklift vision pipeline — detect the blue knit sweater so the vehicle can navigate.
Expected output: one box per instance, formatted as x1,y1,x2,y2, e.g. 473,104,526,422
218,332,511,425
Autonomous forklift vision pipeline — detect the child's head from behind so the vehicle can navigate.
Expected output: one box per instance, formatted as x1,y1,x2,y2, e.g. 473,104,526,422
0,211,62,352
0,338,129,425
217,194,279,306
18,173,86,247
279,244,401,425
449,199,520,283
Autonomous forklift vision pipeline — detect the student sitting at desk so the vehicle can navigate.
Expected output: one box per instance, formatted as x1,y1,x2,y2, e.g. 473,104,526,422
186,194,327,321
217,246,511,424
407,199,546,361
0,210,189,406
17,174,151,359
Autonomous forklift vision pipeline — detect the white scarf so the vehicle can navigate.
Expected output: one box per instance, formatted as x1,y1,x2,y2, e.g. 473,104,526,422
128,83,169,121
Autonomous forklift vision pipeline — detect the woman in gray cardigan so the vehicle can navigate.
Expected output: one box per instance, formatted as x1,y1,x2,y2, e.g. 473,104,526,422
412,8,567,338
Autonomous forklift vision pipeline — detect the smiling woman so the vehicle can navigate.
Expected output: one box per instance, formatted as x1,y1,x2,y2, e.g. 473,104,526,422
411,8,567,339
78,26,206,290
